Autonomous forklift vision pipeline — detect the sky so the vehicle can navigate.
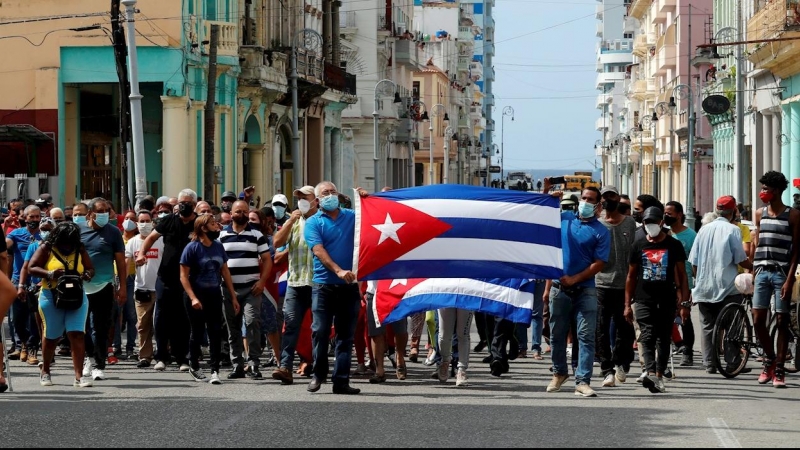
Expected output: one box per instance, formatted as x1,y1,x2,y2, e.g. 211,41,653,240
491,0,600,173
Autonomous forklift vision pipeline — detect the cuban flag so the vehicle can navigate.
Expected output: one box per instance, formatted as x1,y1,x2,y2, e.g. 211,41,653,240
353,185,563,281
373,277,538,325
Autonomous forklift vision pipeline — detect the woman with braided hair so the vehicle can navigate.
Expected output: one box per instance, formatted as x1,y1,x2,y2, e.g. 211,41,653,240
28,221,96,387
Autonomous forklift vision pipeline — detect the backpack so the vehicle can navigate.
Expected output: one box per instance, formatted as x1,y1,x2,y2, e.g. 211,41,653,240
51,250,84,311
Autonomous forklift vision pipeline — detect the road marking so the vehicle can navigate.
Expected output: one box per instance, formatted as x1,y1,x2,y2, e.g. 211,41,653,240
708,418,741,448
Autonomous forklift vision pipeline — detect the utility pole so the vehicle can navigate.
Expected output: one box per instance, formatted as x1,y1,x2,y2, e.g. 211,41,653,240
204,24,219,202
686,3,696,230
121,0,147,205
111,0,131,210
734,0,746,203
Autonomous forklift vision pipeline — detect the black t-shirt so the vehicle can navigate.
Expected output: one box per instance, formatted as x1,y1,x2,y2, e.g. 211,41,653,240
0,227,7,253
629,233,686,302
155,214,196,285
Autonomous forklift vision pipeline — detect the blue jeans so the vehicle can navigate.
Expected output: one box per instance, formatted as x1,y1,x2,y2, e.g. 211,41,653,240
311,283,361,387
531,280,546,352
549,286,598,385
753,269,789,313
280,286,313,371
113,276,137,352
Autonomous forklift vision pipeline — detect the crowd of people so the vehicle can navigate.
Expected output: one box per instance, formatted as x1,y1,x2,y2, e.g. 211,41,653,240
0,171,797,396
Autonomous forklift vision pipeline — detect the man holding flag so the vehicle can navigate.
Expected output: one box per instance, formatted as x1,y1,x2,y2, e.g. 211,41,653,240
543,179,610,398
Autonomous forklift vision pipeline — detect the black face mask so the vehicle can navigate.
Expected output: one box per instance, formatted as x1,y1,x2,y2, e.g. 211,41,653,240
618,204,631,215
27,220,40,229
221,202,232,213
178,202,194,218
664,216,678,227
232,215,248,225
206,230,220,240
633,211,643,224
602,200,619,212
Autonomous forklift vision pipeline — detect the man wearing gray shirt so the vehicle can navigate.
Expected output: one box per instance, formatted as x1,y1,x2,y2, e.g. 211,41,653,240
595,186,636,387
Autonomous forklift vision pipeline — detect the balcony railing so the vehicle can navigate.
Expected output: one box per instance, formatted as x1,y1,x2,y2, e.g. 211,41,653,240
749,0,800,43
324,63,357,96
747,0,800,74
203,20,238,57
340,11,357,28
377,13,391,31
458,26,474,42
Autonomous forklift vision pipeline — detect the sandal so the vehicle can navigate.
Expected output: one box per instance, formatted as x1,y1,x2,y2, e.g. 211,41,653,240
396,366,407,380
532,350,543,361
369,373,387,384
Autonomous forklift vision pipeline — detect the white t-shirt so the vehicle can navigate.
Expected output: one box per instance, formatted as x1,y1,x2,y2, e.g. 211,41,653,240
366,280,377,295
125,234,164,291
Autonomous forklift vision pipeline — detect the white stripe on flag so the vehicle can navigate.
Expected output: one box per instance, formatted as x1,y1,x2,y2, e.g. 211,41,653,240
404,278,534,309
395,238,563,268
398,199,561,227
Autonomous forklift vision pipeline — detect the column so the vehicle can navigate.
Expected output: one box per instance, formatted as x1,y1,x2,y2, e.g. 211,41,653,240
772,111,782,173
323,126,332,182
331,128,341,190
752,113,764,211
762,113,773,173
161,96,191,199
791,102,800,203
782,104,791,206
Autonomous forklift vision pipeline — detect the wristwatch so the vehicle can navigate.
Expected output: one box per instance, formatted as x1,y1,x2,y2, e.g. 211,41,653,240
680,301,693,309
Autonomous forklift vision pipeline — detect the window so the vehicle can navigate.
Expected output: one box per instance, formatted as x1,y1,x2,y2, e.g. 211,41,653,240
624,32,633,39
206,0,217,21
413,81,420,100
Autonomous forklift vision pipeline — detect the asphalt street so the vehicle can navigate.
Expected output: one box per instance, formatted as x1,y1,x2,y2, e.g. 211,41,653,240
2,332,799,448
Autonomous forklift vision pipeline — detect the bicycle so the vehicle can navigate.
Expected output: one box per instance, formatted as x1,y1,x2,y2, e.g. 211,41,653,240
712,295,800,378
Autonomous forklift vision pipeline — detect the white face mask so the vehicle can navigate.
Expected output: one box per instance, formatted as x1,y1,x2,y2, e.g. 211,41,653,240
297,199,311,214
644,223,662,238
138,222,154,237
122,218,137,232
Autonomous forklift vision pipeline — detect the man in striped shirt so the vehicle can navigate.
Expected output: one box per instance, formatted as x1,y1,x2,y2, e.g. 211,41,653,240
220,200,273,380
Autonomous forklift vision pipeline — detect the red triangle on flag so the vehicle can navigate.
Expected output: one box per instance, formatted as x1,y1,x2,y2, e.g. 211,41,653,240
374,278,427,324
357,196,452,278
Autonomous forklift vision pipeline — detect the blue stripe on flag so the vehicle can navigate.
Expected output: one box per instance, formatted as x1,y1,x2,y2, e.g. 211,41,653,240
438,218,561,248
376,184,559,207
384,294,533,324
366,260,563,281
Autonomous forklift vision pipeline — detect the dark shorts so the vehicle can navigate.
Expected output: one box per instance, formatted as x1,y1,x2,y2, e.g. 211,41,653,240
366,293,408,337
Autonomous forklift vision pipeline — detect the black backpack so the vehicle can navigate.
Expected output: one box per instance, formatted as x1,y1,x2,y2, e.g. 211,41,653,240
51,250,84,311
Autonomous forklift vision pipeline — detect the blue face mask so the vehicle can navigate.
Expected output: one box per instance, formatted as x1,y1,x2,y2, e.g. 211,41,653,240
577,201,596,219
73,216,87,224
319,195,339,212
273,206,286,218
94,212,110,227
39,231,50,241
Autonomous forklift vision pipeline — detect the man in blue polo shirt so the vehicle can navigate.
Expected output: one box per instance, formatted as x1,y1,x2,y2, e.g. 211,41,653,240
303,181,362,395
543,180,610,398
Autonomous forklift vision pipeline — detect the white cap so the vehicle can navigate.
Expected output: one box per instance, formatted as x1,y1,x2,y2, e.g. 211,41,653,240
271,194,289,206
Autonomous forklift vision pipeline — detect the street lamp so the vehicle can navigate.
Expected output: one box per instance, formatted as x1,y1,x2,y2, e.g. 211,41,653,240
444,126,454,184
291,28,323,187
636,113,654,196
674,83,696,230
648,110,659,196
655,97,676,200
405,98,426,187
501,106,514,183
614,132,628,190
429,103,448,185
372,79,397,191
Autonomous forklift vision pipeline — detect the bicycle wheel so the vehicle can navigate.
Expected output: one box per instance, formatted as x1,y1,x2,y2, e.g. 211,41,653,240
712,303,752,378
769,314,800,374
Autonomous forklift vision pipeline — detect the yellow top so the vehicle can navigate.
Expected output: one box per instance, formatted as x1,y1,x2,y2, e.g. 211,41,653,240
737,223,751,274
43,249,84,290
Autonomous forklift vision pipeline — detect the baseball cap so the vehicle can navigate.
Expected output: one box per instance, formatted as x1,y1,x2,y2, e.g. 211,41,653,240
642,206,664,223
221,191,237,202
271,194,289,207
600,185,619,196
35,193,53,206
293,185,315,197
716,195,736,211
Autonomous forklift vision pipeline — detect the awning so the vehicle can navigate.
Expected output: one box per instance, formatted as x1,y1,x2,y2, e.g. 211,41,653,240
0,124,54,143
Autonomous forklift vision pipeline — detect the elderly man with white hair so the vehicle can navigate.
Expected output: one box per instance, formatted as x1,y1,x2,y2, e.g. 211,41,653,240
136,189,199,372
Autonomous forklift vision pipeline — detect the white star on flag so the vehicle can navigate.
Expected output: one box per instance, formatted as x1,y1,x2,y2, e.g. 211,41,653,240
372,213,406,245
389,279,408,289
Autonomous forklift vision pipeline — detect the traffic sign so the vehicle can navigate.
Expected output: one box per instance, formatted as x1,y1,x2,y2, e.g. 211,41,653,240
488,165,501,174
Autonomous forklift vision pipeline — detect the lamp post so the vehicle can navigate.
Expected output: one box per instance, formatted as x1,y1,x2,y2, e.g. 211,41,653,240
674,83,696,230
120,0,147,204
655,97,676,200
372,79,398,191
614,132,627,189
428,103,448,184
594,139,605,184
406,98,425,187
647,111,658,196
501,106,514,183
444,126,454,184
291,28,323,187
714,24,745,203
637,113,653,196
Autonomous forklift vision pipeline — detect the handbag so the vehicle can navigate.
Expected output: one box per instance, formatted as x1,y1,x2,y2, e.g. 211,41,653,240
51,250,85,311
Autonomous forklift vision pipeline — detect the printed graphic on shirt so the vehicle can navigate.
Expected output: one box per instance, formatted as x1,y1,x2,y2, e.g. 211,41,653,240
133,249,160,259
641,249,668,282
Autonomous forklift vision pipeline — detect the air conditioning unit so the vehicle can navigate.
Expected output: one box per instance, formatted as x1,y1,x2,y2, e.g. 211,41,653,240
396,22,406,35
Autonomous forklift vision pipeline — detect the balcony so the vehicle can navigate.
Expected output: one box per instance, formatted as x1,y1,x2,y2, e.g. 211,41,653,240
596,116,610,131
458,55,470,73
395,39,421,69
238,46,288,91
595,71,625,89
203,21,238,57
377,12,391,32
324,63,357,97
632,32,654,57
655,0,676,20
747,0,800,77
596,93,612,109
469,61,483,81
596,23,603,38
460,8,474,26
458,26,475,42
655,43,676,75
596,3,604,19
458,115,469,129
470,105,482,120
629,79,656,100
340,11,357,38
627,0,653,20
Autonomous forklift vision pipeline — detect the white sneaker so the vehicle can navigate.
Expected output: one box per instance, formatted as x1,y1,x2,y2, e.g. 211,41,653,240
602,373,616,387
73,376,93,388
566,347,573,360
456,369,468,387
82,358,92,377
91,369,106,381
636,370,648,383
154,361,166,371
179,364,191,372
40,373,53,387
424,349,438,366
209,371,222,385
615,365,627,383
